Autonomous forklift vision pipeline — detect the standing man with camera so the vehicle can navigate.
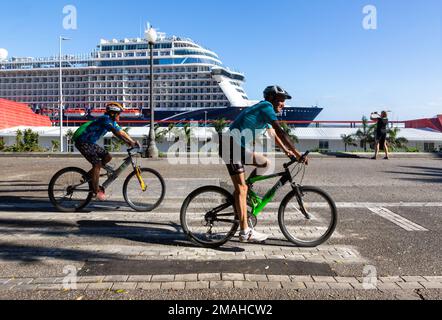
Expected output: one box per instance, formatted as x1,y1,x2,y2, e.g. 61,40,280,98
370,111,390,160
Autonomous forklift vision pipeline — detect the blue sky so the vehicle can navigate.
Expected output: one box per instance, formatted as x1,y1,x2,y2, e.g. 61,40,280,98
0,0,441,121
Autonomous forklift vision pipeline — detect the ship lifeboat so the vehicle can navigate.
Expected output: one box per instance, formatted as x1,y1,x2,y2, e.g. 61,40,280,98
64,108,86,117
91,109,106,117
120,108,142,118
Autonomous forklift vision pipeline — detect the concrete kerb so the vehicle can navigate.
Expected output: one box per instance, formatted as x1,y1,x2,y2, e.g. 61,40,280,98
1,274,441,292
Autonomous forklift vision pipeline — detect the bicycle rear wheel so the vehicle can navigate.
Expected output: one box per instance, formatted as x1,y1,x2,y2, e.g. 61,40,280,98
180,186,239,248
279,186,338,247
123,168,166,212
48,167,93,212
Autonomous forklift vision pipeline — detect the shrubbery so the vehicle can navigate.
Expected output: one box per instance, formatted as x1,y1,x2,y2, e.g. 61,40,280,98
3,129,44,152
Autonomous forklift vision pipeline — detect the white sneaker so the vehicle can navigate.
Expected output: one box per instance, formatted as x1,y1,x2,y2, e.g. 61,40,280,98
240,229,269,243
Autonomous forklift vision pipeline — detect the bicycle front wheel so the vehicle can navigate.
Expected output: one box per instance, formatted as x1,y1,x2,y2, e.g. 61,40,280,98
48,167,93,212
123,168,166,212
279,186,338,247
180,186,239,248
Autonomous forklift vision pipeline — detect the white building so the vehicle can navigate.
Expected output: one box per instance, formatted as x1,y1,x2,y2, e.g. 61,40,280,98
1,126,442,153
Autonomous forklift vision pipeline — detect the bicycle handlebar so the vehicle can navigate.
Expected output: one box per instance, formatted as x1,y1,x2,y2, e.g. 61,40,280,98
127,146,144,155
284,151,310,169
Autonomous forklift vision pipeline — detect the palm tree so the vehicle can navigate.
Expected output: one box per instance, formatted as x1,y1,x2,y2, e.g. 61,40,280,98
51,140,60,153
341,134,358,152
112,128,130,152
66,129,74,153
355,116,376,152
280,121,299,144
387,127,408,151
213,118,229,134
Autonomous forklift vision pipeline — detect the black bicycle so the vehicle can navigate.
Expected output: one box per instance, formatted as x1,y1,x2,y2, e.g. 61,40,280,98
49,147,166,212
180,152,338,248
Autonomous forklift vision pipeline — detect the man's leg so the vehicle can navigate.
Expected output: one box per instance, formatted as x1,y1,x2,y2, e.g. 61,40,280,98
102,153,112,166
252,153,272,174
91,164,102,195
230,173,249,231
384,141,390,159
373,142,380,159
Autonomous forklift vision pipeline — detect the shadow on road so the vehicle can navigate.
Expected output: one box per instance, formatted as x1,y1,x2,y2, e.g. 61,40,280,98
0,217,245,263
385,166,442,184
0,243,121,264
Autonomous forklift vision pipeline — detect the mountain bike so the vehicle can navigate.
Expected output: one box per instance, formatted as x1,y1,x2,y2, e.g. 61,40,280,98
48,147,166,212
180,152,338,248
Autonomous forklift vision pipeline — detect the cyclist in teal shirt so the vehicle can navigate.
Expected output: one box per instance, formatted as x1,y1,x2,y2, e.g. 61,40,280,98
229,100,278,149
73,102,140,201
221,86,308,243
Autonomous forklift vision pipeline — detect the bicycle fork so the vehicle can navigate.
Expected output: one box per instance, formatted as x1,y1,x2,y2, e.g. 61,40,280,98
130,156,147,192
293,184,311,220
134,167,146,191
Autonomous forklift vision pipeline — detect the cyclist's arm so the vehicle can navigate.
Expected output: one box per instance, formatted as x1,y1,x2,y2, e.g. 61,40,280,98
267,128,291,156
271,121,305,162
111,129,138,147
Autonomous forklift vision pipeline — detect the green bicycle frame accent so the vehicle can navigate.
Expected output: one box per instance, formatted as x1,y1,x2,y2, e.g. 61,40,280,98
247,171,290,217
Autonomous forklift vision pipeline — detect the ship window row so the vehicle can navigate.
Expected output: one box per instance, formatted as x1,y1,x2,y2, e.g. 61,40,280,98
101,43,173,51
173,42,200,49
99,58,222,67
27,101,230,110
0,77,215,85
174,50,218,59
0,66,212,79
0,82,223,91
100,51,172,59
230,81,242,87
212,69,245,81
0,74,214,83
2,90,227,99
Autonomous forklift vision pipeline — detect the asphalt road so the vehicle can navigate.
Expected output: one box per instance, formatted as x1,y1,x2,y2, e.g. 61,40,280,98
0,156,441,300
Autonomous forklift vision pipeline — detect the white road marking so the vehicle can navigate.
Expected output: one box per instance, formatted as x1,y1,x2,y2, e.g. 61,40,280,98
367,207,429,232
2,202,442,210
0,173,33,181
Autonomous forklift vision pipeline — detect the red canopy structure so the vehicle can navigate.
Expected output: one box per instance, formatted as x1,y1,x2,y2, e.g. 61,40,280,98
405,115,442,132
0,99,52,130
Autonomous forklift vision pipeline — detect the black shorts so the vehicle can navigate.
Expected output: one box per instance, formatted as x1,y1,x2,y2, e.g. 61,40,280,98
376,132,387,146
75,142,110,166
219,135,254,176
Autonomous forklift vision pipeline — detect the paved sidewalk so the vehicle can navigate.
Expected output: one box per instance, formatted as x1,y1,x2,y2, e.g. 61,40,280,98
1,157,441,300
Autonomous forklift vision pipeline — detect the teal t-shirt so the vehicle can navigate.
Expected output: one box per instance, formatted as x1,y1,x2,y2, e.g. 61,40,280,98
229,101,278,148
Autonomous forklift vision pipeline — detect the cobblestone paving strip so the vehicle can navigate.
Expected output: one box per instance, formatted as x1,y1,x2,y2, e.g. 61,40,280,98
0,245,365,265
1,275,441,292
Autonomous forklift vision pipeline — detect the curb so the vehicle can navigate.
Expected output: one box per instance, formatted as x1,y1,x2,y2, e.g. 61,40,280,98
1,274,441,292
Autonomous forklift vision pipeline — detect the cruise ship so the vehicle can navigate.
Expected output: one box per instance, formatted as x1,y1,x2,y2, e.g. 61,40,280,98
0,32,323,126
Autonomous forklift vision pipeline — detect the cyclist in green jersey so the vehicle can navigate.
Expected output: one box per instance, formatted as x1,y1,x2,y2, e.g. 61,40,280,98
72,102,140,201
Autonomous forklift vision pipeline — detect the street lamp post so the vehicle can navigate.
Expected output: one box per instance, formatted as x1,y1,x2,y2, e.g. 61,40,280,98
204,111,208,144
59,36,70,152
145,27,159,158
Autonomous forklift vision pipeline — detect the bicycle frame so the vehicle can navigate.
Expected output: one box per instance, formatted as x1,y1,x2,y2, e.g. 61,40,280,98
102,149,146,191
246,167,294,217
